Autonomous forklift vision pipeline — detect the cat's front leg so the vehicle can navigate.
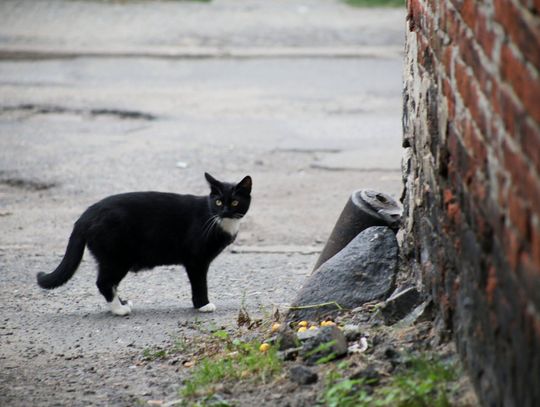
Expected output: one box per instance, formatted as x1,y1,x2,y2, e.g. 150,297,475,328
186,263,215,313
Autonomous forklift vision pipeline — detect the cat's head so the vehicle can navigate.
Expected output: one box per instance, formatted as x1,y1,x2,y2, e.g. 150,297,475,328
205,172,252,219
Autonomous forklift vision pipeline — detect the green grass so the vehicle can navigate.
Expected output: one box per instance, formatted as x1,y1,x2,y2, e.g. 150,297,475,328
142,337,189,361
323,355,458,407
180,331,282,400
343,0,404,7
142,347,169,361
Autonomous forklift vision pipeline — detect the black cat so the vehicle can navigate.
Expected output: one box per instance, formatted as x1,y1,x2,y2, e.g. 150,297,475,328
37,173,252,316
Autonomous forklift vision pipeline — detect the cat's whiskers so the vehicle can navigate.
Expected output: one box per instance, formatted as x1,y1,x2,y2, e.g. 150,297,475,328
201,215,220,241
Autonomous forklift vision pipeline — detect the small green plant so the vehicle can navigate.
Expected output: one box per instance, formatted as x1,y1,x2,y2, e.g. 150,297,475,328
324,376,372,407
343,0,404,7
142,347,169,361
304,340,339,365
181,336,282,400
142,336,190,361
322,355,458,407
383,357,457,407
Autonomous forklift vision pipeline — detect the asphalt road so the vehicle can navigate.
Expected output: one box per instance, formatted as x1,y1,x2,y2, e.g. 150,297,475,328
0,1,406,405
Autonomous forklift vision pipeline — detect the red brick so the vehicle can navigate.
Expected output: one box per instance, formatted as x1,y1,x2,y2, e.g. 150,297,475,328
499,42,540,126
453,136,473,185
522,70,540,125
451,1,496,60
417,32,432,71
532,223,540,267
504,138,530,183
519,252,540,285
447,202,462,224
460,0,478,30
424,8,436,39
442,45,454,74
486,266,498,304
443,188,455,205
455,60,471,105
494,85,526,143
444,5,462,41
458,34,482,71
467,82,489,138
517,252,540,315
507,191,531,239
494,0,540,72
522,120,540,176
502,140,540,214
442,78,456,117
476,9,496,58
461,119,487,178
490,79,502,119
453,59,491,137
426,0,438,13
427,25,444,64
497,170,509,209
470,122,488,164
457,29,491,84
407,0,424,32
517,0,540,15
504,227,522,271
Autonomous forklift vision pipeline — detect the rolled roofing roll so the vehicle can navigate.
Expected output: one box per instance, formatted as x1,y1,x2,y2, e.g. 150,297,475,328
313,189,402,271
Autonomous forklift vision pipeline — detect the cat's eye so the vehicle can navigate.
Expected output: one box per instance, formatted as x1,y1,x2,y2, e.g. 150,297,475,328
215,199,223,206
231,200,239,207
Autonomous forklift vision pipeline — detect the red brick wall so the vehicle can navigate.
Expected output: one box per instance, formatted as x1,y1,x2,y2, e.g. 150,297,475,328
402,0,540,405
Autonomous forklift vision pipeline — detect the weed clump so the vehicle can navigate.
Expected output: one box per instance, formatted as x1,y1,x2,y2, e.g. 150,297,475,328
323,355,458,407
181,330,282,400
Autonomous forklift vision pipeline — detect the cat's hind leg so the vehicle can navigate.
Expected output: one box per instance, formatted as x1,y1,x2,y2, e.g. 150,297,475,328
96,265,132,316
109,289,133,316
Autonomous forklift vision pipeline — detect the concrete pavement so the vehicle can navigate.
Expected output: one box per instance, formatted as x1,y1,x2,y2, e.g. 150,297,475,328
0,1,406,405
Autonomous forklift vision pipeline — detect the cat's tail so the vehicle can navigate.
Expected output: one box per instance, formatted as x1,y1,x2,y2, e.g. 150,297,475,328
37,221,87,289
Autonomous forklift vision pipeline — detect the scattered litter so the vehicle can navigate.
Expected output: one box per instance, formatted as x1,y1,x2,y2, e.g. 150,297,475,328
162,400,183,407
348,337,369,354
175,161,188,169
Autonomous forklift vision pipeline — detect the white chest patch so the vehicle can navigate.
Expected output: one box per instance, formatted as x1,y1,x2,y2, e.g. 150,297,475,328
219,218,241,236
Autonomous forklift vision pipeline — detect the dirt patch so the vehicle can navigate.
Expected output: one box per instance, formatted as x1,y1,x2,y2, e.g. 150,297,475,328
118,306,479,407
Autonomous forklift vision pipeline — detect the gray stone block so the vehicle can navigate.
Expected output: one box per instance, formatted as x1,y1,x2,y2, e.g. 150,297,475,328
288,226,398,321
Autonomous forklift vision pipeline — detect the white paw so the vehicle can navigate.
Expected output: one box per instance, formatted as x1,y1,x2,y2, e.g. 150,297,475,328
109,295,132,316
197,303,216,313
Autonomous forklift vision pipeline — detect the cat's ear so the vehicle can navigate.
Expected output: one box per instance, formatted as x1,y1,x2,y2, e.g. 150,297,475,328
205,172,223,194
236,175,252,194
